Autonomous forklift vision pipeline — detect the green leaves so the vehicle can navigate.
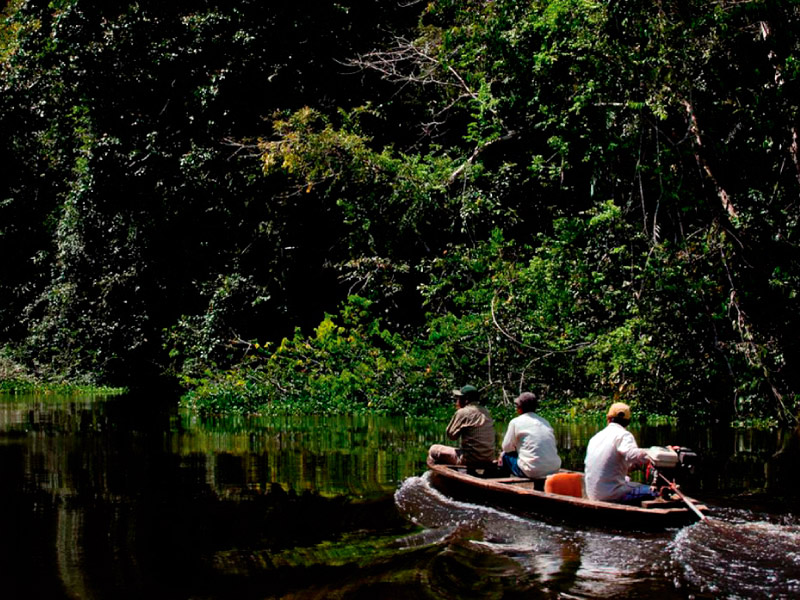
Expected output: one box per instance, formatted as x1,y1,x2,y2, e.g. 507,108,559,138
1,0,799,425
182,295,450,417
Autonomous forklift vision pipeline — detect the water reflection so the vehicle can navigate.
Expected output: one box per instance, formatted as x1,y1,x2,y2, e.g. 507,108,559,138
0,393,797,599
171,412,445,497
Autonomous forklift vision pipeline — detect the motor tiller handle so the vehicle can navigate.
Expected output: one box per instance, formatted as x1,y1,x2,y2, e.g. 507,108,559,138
656,471,707,521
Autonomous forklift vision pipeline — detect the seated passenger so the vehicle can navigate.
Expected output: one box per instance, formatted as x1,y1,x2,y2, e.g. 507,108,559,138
428,385,496,470
584,402,657,504
498,392,561,480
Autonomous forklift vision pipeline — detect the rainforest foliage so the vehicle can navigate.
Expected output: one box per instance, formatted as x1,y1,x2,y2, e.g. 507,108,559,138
1,0,800,424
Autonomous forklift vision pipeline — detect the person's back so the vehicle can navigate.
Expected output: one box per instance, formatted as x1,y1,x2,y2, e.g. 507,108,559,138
584,422,635,500
504,411,561,478
428,385,496,468
500,392,561,479
448,402,496,467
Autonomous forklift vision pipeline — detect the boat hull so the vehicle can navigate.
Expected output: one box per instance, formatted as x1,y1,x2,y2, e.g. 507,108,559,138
427,461,706,531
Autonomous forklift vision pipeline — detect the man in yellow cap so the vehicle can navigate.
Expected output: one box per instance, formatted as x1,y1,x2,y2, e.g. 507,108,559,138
584,402,656,503
428,384,496,470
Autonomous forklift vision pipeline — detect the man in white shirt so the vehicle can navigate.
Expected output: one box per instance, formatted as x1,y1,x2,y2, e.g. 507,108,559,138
499,392,561,483
584,402,656,503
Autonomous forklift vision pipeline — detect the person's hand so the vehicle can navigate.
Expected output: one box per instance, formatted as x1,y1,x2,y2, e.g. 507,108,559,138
645,462,655,483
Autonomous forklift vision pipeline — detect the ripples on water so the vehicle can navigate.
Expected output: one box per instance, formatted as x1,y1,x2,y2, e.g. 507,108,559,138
672,515,800,599
395,472,800,599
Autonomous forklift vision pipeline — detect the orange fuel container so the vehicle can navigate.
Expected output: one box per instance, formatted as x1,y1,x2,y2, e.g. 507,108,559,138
544,472,584,498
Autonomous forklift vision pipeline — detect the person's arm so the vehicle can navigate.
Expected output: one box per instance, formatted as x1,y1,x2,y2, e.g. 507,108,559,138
617,430,649,469
501,420,516,453
445,410,463,440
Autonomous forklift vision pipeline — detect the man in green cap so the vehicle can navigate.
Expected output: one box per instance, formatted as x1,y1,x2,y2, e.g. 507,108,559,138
427,384,497,470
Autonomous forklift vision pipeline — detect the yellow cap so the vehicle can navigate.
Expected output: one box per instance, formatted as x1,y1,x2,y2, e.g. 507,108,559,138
607,402,632,420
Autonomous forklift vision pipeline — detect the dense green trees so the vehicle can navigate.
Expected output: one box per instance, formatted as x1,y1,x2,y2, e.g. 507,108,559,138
2,1,799,424
1,0,417,382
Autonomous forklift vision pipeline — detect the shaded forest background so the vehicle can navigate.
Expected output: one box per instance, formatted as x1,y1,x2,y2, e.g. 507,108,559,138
1,0,799,424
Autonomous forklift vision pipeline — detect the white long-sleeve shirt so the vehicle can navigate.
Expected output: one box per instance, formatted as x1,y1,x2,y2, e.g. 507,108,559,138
584,422,649,501
501,412,561,478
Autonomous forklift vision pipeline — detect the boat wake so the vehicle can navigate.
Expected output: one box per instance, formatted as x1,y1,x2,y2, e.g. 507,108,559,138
395,473,679,597
396,474,800,599
671,517,800,599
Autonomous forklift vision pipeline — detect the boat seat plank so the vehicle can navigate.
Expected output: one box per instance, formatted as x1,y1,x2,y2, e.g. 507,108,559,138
641,499,681,509
641,498,707,510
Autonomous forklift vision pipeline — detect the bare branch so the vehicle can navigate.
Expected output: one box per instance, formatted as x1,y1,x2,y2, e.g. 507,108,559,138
447,130,517,185
345,34,505,142
490,295,596,355
682,99,738,218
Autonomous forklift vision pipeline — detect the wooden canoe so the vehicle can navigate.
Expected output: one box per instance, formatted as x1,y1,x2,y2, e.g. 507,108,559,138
426,458,708,531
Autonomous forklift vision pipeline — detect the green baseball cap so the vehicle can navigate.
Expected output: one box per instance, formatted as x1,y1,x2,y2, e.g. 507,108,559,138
452,385,478,398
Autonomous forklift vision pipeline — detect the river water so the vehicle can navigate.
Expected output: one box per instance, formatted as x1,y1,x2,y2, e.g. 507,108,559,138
0,393,798,599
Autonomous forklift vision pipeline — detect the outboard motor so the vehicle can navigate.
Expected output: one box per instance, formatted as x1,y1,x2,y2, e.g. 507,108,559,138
645,446,699,491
